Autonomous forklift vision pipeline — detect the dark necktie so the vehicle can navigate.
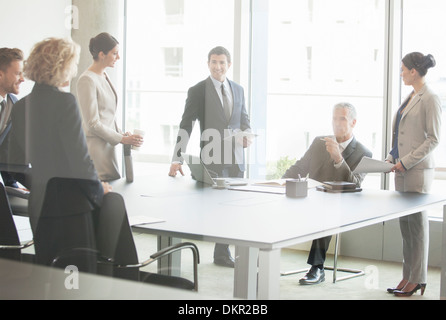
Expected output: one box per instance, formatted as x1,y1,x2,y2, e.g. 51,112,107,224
0,100,6,126
221,84,232,121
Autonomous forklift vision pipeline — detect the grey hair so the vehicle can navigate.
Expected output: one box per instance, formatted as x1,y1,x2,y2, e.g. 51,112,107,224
333,102,357,121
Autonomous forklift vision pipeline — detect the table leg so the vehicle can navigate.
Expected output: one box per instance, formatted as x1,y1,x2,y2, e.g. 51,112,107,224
441,205,446,300
257,248,281,300
157,236,182,277
234,246,259,299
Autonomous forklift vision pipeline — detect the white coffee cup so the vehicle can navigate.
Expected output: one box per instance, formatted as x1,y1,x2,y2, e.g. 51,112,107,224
132,129,145,151
215,178,227,189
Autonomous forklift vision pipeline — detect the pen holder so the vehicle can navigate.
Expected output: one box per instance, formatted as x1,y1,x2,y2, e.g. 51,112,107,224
286,179,308,198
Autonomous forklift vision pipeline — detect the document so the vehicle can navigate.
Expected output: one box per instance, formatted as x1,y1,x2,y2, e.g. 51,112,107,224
253,178,321,189
230,178,322,194
353,157,394,174
253,179,287,187
228,185,286,194
223,131,258,141
5,186,30,199
129,216,165,226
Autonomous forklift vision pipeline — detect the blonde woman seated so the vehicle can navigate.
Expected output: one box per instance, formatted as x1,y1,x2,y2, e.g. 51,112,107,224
77,32,143,181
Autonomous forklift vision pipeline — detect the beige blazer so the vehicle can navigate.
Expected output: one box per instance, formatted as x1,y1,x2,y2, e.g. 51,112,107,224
77,70,123,181
386,85,442,193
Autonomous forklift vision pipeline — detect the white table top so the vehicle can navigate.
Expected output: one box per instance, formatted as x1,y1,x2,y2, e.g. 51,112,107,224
111,174,446,251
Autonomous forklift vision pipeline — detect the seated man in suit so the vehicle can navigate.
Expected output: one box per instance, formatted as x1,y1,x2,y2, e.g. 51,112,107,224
283,102,372,285
0,48,27,190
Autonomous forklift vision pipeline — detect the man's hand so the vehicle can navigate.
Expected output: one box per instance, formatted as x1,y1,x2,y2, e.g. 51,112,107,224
169,163,184,177
243,136,252,148
322,137,343,164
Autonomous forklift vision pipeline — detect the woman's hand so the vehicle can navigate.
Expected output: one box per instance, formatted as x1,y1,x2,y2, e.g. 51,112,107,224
391,162,406,173
121,132,144,147
102,182,113,194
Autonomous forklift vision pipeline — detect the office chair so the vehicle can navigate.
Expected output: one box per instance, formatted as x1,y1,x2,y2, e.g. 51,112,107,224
37,177,200,291
96,192,200,291
34,177,102,274
281,234,365,283
0,182,34,261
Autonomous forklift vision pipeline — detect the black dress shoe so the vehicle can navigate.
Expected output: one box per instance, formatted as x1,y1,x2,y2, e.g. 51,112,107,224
214,255,235,268
299,266,325,285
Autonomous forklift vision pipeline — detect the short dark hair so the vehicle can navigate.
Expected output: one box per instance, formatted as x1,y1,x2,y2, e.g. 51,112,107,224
0,48,24,72
402,52,436,77
208,46,231,64
89,32,119,61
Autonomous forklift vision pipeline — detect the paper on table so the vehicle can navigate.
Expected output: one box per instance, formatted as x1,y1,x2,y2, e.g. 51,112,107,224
223,131,258,141
253,178,321,189
230,178,322,194
228,185,286,194
129,216,165,226
353,157,394,174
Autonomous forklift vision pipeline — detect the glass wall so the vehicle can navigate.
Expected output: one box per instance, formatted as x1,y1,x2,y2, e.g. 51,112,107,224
124,0,445,198
401,0,446,217
265,0,385,189
125,0,235,162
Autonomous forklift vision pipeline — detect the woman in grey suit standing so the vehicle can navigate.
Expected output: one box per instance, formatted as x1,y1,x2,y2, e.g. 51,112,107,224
386,52,442,297
77,33,143,181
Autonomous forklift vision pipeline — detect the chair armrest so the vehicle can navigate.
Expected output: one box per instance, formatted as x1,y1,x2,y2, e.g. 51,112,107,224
150,242,200,262
118,242,200,291
120,242,200,268
0,240,34,250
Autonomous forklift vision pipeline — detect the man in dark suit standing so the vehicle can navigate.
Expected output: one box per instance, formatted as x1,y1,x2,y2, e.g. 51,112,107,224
169,46,252,267
283,102,372,285
0,48,26,189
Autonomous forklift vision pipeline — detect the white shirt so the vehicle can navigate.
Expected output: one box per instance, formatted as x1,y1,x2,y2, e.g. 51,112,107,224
210,76,233,112
334,135,354,168
338,136,354,153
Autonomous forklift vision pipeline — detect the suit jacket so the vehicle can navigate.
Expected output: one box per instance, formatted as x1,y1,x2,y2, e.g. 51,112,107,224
283,136,372,187
172,77,251,174
0,94,19,187
9,84,103,232
386,85,442,193
0,93,17,140
77,70,122,181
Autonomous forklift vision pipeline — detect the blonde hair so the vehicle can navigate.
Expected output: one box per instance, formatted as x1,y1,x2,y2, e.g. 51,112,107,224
24,38,80,87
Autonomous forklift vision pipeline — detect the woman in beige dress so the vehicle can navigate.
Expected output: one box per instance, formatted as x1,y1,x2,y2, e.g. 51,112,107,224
77,33,143,181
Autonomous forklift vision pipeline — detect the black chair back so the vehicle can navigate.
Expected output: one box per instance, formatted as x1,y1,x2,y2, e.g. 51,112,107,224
96,192,139,280
34,177,100,274
96,192,197,290
0,182,21,260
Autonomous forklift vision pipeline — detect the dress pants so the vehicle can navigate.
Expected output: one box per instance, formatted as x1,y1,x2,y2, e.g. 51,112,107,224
400,211,429,284
307,236,332,266
394,168,433,284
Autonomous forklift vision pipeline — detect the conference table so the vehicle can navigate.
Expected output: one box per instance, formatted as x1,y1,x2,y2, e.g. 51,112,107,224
111,171,446,300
